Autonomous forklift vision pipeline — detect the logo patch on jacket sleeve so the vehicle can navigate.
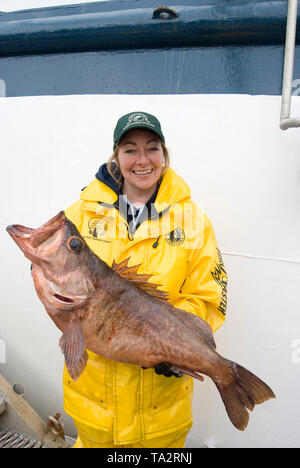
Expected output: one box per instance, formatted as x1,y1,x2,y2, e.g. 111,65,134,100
211,248,227,316
165,227,185,246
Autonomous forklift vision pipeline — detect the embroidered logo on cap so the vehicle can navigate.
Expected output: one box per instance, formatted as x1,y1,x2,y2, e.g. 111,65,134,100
123,113,155,131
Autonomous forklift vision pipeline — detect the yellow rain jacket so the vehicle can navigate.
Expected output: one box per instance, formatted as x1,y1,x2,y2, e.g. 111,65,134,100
64,166,227,445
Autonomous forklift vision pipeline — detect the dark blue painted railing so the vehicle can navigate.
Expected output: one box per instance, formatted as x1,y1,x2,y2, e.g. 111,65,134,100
0,0,297,57
1,1,299,96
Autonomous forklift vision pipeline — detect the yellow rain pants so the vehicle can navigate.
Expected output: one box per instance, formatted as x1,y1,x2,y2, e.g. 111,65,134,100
72,423,192,448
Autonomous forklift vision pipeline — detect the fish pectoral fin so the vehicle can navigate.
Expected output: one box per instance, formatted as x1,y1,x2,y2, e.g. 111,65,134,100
59,320,88,381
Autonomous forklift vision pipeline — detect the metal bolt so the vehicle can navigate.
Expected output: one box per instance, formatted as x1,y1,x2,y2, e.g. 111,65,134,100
152,7,179,20
159,11,171,19
12,382,25,397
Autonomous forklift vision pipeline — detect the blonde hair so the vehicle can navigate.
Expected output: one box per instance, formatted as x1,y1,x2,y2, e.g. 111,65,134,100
107,140,170,188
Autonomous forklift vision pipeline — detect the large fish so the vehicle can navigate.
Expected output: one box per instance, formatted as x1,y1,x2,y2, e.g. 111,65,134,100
7,212,275,431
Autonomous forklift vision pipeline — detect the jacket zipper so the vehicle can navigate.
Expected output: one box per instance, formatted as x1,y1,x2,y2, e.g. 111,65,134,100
98,201,171,245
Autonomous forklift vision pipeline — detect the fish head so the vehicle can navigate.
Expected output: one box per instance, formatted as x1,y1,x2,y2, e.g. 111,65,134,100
7,211,97,315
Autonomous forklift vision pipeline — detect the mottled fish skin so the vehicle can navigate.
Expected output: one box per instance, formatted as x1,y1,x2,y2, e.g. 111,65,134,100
6,212,275,431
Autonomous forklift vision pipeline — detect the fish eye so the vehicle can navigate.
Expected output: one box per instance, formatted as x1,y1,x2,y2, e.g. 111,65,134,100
67,236,84,254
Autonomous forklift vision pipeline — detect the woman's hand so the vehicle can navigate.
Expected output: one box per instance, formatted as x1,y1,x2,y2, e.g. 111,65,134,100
142,362,183,377
154,362,183,378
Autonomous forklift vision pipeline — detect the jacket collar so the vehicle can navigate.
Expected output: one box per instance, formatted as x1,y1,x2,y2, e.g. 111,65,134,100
81,164,192,215
95,162,121,196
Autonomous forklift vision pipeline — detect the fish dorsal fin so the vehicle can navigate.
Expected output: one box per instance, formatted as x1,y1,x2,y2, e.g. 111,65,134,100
188,313,216,349
112,257,169,303
171,307,216,350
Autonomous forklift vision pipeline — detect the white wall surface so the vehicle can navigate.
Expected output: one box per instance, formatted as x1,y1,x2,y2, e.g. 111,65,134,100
0,0,107,12
0,93,299,448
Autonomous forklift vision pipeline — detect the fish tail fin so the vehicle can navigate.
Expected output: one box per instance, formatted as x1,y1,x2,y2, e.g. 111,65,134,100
215,361,275,431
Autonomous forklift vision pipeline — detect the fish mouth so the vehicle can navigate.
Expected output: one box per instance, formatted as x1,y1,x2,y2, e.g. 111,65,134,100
53,293,75,304
7,224,35,252
31,265,88,311
6,224,34,237
48,281,86,308
7,212,66,264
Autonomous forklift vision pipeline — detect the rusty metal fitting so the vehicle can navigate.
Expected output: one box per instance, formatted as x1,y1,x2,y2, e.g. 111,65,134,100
47,413,65,441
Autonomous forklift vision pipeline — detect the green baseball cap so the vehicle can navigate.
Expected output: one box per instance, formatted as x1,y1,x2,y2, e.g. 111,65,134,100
113,112,165,150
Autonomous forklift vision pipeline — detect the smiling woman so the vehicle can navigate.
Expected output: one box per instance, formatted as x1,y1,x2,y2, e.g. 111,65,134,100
117,129,165,205
107,112,170,198
62,110,228,448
